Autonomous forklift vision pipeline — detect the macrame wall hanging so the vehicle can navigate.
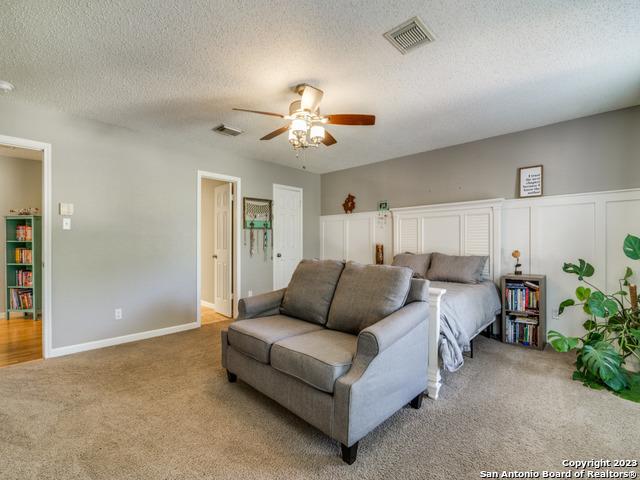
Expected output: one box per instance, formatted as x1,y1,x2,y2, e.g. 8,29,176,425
243,197,272,260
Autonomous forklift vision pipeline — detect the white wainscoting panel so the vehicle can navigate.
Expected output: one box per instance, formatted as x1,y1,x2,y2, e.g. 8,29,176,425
392,198,503,283
320,212,393,264
502,188,640,339
320,188,640,341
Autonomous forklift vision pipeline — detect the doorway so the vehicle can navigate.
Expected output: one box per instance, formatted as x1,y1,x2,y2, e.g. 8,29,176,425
0,136,51,367
273,184,303,290
197,171,241,325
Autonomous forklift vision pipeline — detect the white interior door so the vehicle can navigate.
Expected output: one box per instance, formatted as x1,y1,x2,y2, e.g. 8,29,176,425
213,183,232,317
273,184,303,290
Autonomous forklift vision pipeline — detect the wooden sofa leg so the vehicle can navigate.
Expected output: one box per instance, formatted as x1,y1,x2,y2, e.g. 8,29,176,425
226,370,237,383
410,393,423,409
341,442,358,465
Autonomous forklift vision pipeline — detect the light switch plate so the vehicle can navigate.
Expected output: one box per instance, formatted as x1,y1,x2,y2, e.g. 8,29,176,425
62,217,71,230
59,202,74,216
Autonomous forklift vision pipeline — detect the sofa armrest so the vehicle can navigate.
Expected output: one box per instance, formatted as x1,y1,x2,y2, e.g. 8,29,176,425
237,289,285,320
333,301,429,446
356,300,429,356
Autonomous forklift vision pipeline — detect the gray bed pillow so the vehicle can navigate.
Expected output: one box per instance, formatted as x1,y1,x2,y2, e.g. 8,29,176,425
426,252,488,284
280,259,345,325
326,262,413,334
391,253,431,278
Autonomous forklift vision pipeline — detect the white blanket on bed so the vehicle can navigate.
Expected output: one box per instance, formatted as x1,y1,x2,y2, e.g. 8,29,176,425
430,280,502,372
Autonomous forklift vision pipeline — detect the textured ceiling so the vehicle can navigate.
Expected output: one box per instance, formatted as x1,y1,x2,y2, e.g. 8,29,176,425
1,1,639,173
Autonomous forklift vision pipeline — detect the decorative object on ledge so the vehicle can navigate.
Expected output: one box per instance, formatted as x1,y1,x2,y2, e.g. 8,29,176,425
375,244,384,265
242,197,272,259
342,194,356,214
511,249,522,275
377,200,390,226
9,207,40,216
518,164,543,198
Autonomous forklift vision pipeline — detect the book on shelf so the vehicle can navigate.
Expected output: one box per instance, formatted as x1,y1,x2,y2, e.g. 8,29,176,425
13,247,33,264
15,224,33,241
15,269,33,287
9,288,33,310
504,282,540,312
505,319,538,347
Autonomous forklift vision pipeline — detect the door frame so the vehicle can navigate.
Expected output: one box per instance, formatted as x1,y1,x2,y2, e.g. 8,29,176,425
196,170,241,323
272,183,303,290
0,134,53,358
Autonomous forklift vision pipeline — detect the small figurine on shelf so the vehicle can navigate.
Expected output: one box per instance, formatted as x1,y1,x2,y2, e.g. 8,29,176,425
342,194,356,214
512,249,522,275
9,207,40,216
375,244,384,265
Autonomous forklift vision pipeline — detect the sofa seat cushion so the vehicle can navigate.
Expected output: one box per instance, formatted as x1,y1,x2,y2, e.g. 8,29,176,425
271,330,357,393
326,262,413,334
280,259,345,325
227,315,323,364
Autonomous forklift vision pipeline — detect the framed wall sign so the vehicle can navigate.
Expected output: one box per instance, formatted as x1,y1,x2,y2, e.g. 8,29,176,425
518,165,543,198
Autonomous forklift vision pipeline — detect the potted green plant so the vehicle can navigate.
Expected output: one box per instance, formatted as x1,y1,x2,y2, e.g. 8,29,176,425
548,234,640,403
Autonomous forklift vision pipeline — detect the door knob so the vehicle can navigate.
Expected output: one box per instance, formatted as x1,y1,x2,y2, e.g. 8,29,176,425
213,255,218,259
276,253,282,258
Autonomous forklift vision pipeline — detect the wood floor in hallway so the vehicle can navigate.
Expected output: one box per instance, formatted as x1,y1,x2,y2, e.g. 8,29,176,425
0,314,42,368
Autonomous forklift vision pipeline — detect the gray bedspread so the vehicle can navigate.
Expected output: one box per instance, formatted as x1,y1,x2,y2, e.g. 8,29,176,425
430,280,502,372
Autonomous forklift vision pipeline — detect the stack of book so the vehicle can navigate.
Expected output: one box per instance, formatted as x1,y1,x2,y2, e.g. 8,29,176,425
15,270,33,287
14,248,33,264
9,289,33,310
15,225,33,241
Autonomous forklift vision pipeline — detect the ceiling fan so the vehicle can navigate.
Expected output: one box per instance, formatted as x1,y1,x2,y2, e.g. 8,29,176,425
233,84,375,150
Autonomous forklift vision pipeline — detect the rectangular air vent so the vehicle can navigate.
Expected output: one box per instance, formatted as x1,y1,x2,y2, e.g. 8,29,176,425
383,16,434,54
212,124,243,136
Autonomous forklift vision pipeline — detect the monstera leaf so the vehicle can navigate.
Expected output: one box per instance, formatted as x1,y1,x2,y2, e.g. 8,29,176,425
558,299,575,315
575,286,591,302
615,373,640,403
548,330,580,352
580,341,627,391
563,259,594,280
623,234,640,260
587,291,618,318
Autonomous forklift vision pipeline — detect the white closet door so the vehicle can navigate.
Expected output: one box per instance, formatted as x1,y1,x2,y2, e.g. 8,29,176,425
273,184,303,290
213,183,232,317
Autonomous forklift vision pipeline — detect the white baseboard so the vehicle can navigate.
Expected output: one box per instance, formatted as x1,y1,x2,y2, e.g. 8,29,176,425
48,321,199,358
201,300,216,309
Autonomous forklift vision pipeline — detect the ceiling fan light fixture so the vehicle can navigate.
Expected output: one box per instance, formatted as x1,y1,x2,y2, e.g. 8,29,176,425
310,125,325,144
291,118,307,138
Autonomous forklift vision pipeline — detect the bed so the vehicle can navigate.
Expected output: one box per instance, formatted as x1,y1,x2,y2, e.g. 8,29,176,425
391,198,505,399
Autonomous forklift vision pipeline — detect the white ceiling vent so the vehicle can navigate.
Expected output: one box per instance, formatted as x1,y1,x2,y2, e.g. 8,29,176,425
383,16,434,54
212,124,243,136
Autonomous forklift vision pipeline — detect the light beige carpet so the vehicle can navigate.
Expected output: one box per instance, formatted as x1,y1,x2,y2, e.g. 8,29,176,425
0,322,637,480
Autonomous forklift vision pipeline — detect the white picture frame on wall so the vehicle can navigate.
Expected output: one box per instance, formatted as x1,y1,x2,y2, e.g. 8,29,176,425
519,165,543,198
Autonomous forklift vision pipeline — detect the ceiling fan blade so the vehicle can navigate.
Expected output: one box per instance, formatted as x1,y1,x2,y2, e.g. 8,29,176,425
260,126,289,140
233,108,285,118
325,114,375,126
300,85,324,112
322,130,337,146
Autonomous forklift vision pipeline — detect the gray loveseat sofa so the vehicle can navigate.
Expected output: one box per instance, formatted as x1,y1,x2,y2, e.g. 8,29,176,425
221,259,430,464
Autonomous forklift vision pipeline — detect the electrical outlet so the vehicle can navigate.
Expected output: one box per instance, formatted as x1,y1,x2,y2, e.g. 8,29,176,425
62,217,71,230
115,308,123,320
248,290,253,297
552,308,559,320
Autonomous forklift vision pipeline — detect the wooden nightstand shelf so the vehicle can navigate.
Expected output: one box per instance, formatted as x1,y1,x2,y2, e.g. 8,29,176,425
501,274,546,350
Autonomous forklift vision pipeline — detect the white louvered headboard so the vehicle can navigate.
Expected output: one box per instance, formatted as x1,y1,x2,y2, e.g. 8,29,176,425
391,198,504,283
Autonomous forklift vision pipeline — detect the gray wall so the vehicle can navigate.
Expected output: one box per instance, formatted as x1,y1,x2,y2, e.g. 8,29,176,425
0,98,320,349
321,106,640,214
0,155,42,314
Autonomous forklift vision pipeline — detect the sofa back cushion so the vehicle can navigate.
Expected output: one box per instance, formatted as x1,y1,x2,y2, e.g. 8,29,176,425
280,259,345,325
426,252,488,284
326,262,413,334
391,253,431,278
